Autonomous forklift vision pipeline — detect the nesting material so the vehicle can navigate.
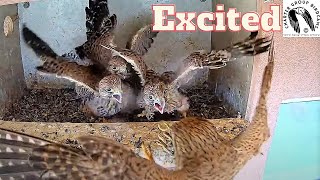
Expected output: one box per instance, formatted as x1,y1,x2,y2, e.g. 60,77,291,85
181,82,238,119
1,88,98,123
2,83,238,122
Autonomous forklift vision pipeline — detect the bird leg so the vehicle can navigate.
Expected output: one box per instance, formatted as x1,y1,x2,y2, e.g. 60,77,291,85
178,96,190,118
137,107,155,120
181,111,187,118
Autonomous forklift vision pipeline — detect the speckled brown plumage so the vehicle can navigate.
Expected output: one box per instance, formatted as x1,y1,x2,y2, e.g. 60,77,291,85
22,25,140,118
0,42,274,179
0,128,194,180
126,24,159,56
172,31,272,88
136,70,169,119
157,38,275,180
73,0,118,70
64,0,158,84
135,32,272,120
100,44,148,86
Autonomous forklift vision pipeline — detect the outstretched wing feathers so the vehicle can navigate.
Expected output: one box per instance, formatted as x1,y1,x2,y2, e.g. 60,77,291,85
172,32,272,88
0,128,162,179
73,0,117,67
302,9,315,31
100,44,147,86
126,24,159,56
36,57,103,93
22,25,103,93
85,0,114,40
288,9,300,33
0,128,117,179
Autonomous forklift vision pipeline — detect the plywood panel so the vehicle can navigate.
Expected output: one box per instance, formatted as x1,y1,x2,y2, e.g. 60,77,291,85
0,4,26,116
210,0,257,117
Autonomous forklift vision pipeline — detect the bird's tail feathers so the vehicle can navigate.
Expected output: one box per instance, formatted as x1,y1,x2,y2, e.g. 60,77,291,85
85,0,117,39
75,14,117,60
22,24,58,59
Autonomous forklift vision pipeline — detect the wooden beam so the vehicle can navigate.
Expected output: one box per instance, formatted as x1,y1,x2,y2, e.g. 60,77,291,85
0,0,36,6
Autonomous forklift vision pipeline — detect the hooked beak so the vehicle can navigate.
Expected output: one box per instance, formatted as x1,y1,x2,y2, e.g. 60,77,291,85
112,93,122,103
154,99,165,114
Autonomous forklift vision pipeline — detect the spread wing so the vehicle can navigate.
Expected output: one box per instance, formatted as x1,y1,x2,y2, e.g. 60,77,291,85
22,25,104,93
160,71,177,83
85,0,115,39
126,24,159,56
100,44,147,86
0,129,176,179
171,31,272,88
62,0,117,69
36,57,104,93
301,8,315,31
288,9,300,33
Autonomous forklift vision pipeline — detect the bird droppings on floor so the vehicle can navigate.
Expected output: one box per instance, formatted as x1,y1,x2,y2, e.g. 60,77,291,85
1,84,238,123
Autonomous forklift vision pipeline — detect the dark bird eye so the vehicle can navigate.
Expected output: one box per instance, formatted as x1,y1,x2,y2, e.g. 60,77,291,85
107,88,112,92
112,67,117,70
149,95,153,100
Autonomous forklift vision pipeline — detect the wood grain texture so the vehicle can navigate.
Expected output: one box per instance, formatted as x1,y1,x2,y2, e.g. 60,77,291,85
0,0,36,6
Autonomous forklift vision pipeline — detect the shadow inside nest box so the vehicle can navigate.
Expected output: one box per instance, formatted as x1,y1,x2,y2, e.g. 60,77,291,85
1,82,238,123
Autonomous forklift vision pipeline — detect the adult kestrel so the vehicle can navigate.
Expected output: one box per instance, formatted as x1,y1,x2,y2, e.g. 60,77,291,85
156,38,275,179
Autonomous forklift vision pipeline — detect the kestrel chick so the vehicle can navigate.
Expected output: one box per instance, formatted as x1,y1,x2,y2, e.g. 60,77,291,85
107,56,131,80
98,74,123,103
22,25,138,117
162,31,273,119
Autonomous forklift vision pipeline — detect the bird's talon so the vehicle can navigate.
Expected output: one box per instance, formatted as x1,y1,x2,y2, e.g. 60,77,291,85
137,113,144,118
163,132,173,142
137,110,148,118
146,112,155,120
157,134,167,144
158,121,170,132
182,111,187,118
155,140,173,155
141,142,154,161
